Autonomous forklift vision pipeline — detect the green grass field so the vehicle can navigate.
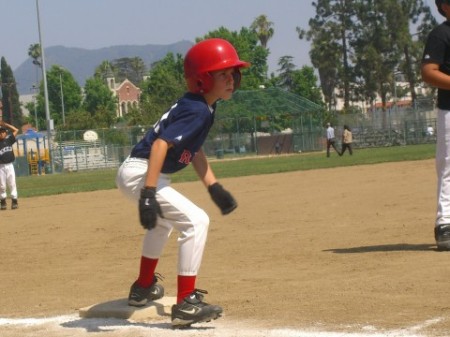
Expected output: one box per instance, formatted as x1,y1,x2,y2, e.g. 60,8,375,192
17,144,436,198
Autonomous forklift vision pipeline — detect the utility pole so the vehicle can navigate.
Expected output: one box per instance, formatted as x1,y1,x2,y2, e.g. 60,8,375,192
59,72,65,126
31,85,39,130
36,0,54,173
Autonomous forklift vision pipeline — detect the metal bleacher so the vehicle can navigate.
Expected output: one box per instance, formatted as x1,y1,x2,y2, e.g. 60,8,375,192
53,140,120,172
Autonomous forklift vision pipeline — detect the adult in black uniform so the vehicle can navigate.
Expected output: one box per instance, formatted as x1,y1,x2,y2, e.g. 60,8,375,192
422,0,450,250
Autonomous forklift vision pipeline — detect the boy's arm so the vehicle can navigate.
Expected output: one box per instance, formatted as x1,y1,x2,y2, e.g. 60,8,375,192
192,148,237,215
191,148,217,187
0,121,18,137
421,63,450,90
138,138,169,230
144,138,169,187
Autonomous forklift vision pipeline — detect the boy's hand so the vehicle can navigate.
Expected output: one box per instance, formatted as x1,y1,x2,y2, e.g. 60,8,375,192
208,182,237,215
139,187,163,229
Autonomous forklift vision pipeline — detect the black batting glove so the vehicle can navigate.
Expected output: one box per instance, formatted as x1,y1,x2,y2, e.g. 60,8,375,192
139,187,163,230
208,182,237,215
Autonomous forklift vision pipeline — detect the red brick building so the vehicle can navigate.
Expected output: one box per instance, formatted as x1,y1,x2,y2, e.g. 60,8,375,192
106,76,141,118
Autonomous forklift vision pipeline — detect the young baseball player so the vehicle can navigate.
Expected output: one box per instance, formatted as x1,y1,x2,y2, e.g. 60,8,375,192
116,38,249,328
0,121,19,210
422,0,450,250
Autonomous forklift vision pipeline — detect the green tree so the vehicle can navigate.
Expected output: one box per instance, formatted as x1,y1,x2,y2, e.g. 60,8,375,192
28,43,42,88
0,57,22,127
42,65,82,128
394,0,437,106
124,105,147,126
94,60,115,82
83,76,116,116
298,0,435,115
250,14,274,49
291,66,324,106
298,0,356,111
277,55,296,90
353,0,409,126
112,57,147,85
139,53,185,124
28,43,41,65
64,110,95,130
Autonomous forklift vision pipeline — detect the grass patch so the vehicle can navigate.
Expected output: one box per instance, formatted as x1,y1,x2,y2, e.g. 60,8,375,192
16,144,436,198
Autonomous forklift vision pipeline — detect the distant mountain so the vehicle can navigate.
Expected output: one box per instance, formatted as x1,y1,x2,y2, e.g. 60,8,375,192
14,40,193,94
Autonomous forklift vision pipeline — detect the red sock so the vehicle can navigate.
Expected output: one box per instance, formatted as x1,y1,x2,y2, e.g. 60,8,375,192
136,256,158,288
177,275,196,304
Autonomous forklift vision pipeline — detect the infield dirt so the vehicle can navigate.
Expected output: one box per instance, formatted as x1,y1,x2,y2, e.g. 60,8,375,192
0,158,449,336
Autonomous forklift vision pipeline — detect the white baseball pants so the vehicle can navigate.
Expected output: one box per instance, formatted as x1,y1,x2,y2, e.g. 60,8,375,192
436,109,450,226
0,163,17,199
116,157,210,276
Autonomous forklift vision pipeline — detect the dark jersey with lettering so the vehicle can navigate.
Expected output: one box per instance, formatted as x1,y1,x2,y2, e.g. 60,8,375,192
131,92,215,174
422,21,450,110
0,134,16,164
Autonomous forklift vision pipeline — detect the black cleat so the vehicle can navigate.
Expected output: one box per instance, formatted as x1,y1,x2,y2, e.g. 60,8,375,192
128,273,164,307
0,199,6,210
171,289,223,329
435,224,450,251
11,199,18,210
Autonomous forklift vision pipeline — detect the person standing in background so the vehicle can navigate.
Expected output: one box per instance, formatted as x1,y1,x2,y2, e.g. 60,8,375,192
326,122,339,157
340,125,353,156
0,121,19,210
421,0,450,250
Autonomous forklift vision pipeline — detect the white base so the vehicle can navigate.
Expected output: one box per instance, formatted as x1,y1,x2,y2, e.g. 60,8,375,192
78,297,176,321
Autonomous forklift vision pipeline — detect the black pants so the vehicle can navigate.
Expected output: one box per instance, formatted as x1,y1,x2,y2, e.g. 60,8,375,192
340,143,353,156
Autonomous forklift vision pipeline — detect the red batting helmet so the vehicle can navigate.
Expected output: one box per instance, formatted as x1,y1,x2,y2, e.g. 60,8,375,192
184,38,250,94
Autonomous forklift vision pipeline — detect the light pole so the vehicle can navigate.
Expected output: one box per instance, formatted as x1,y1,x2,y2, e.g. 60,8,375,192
31,85,39,130
59,72,65,126
36,0,54,173
392,71,404,140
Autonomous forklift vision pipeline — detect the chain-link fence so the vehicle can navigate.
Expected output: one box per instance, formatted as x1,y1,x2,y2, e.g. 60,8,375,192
13,90,437,176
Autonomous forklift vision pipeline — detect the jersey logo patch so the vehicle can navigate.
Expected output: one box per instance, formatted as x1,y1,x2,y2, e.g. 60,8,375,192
178,150,192,165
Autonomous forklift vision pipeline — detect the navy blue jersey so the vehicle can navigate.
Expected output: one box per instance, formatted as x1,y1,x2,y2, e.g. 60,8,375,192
131,92,215,173
0,134,16,164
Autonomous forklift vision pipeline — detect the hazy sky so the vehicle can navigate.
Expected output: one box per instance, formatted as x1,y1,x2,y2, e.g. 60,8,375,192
0,0,442,74
1,0,317,73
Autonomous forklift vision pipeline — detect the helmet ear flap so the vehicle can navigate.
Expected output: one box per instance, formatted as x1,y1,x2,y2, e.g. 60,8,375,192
196,73,214,94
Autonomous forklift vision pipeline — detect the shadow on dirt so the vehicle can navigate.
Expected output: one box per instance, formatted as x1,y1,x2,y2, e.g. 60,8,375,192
61,318,216,333
323,243,437,253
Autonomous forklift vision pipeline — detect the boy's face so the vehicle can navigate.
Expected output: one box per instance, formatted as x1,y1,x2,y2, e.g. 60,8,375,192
0,131,6,140
442,2,450,17
205,67,237,103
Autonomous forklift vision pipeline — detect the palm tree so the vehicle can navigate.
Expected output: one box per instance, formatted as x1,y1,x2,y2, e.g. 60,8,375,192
28,43,41,67
28,43,42,93
250,15,274,49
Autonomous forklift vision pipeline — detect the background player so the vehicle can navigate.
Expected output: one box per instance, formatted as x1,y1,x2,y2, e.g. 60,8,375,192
422,0,450,250
0,121,19,210
326,122,339,157
116,38,249,328
339,125,353,156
